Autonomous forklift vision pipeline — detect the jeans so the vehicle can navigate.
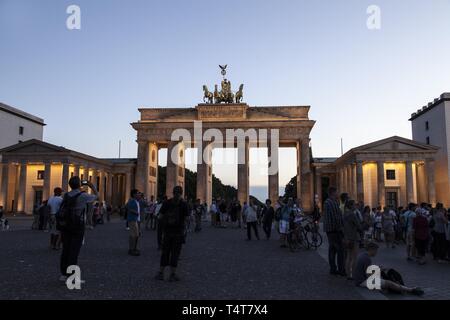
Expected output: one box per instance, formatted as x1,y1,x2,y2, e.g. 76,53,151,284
156,219,163,249
262,220,272,239
247,222,259,240
432,232,447,260
326,231,345,274
60,230,84,276
160,232,183,268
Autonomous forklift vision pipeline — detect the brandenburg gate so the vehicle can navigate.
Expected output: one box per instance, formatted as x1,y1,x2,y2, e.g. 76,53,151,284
131,103,315,211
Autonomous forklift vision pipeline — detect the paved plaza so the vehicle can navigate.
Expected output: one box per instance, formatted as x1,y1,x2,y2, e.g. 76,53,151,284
0,217,449,300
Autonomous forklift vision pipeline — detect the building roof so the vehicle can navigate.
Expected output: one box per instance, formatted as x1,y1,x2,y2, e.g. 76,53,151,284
0,139,125,168
313,157,338,163
334,136,439,165
409,93,450,121
0,102,46,126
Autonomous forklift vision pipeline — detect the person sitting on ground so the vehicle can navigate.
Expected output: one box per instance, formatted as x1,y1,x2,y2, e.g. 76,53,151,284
354,242,424,296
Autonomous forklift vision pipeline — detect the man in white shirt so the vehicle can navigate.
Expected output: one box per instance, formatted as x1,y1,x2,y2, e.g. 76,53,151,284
48,188,63,250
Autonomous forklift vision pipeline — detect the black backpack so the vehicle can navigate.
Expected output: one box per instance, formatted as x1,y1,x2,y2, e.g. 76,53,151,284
56,192,85,233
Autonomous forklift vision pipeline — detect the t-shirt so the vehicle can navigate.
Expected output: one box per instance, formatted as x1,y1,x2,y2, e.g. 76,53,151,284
402,210,416,233
354,252,372,286
245,206,258,223
159,198,190,233
47,196,63,215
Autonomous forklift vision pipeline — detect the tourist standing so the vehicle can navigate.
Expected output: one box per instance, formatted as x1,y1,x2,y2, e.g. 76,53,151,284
48,188,63,250
323,187,345,276
126,189,142,256
262,199,275,240
374,209,383,242
244,199,259,241
413,209,430,265
210,199,217,227
431,203,448,263
343,200,362,280
402,203,417,261
382,206,396,249
59,177,98,282
155,186,190,281
193,199,203,232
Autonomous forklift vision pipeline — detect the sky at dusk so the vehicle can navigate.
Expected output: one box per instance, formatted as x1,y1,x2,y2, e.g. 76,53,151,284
1,0,450,199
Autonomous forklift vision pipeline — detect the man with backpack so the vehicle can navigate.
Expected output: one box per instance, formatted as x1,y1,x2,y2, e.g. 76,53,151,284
155,186,189,282
58,176,98,282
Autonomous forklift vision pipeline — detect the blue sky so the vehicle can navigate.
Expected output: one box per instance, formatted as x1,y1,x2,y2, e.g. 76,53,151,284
1,0,450,199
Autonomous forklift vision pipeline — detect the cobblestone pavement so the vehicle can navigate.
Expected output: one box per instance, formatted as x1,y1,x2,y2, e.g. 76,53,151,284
0,218,364,300
317,232,450,300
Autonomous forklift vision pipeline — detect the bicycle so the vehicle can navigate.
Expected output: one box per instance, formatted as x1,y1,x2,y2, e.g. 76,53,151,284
302,217,323,249
287,220,309,252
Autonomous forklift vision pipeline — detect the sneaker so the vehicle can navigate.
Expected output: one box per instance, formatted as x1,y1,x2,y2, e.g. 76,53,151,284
169,273,180,282
154,272,164,281
411,287,424,296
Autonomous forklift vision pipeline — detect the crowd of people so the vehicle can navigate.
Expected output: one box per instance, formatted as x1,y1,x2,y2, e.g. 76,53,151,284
323,186,450,297
7,176,449,292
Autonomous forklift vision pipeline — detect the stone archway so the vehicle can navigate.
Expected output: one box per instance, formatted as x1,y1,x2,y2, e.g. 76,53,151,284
132,103,315,211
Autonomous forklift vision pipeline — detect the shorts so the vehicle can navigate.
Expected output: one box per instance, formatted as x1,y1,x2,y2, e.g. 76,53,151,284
279,220,289,234
406,231,415,247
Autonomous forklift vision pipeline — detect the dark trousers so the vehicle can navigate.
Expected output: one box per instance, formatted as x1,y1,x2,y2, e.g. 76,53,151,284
60,230,84,276
160,232,183,268
432,232,447,260
247,222,259,240
326,232,345,274
157,219,163,249
262,220,272,239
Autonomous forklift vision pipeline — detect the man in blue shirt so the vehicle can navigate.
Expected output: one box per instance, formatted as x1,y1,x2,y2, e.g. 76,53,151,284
126,189,141,256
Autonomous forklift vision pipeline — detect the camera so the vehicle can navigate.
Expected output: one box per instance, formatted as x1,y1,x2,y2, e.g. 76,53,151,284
81,180,89,186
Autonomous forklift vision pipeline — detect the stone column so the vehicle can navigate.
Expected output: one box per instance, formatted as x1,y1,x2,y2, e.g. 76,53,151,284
296,141,301,202
106,173,113,204
377,161,385,208
300,139,312,212
315,171,322,209
73,164,80,178
0,163,10,208
135,141,149,195
346,165,352,197
405,161,414,204
197,143,213,205
91,169,98,191
97,171,104,202
125,171,132,204
342,166,347,194
356,161,364,204
17,163,27,213
238,140,250,205
83,165,90,194
166,141,186,197
426,159,436,206
268,143,279,206
43,162,52,201
148,143,158,200
62,163,70,192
